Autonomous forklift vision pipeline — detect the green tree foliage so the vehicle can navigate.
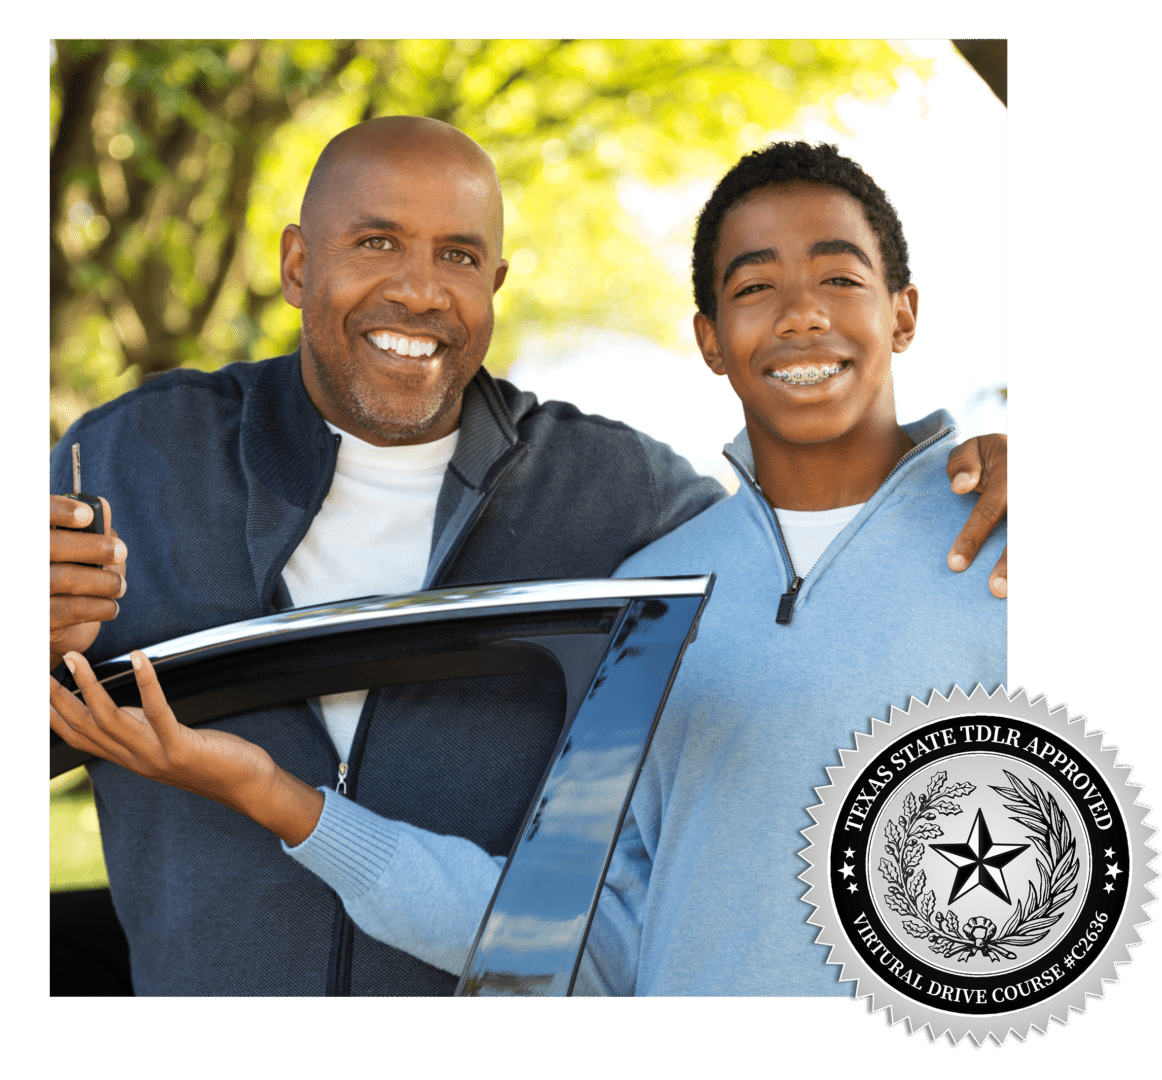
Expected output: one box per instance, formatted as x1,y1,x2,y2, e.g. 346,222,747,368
50,38,928,444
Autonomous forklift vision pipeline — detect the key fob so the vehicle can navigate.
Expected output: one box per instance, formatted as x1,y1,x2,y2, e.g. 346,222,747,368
66,493,105,535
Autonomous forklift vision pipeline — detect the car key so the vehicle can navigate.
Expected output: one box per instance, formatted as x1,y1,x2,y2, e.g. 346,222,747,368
66,442,105,535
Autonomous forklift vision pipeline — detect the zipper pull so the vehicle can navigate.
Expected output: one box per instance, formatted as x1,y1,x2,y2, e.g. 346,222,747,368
336,762,349,795
776,576,803,625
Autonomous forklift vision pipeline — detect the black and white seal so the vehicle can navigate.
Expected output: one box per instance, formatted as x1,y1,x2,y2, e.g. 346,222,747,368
799,685,1155,1044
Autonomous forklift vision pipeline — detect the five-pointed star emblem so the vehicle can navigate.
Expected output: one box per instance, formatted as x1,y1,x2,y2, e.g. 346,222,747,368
1106,862,1122,880
930,809,1030,904
839,863,856,879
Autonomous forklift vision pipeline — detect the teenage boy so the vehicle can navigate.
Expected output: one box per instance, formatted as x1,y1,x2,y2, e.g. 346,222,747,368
580,140,1005,994
50,139,1004,995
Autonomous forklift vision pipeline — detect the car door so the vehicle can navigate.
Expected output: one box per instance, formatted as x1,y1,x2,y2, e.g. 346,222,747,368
52,575,713,996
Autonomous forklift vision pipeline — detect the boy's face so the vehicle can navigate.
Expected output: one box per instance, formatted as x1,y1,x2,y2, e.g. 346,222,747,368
694,182,918,451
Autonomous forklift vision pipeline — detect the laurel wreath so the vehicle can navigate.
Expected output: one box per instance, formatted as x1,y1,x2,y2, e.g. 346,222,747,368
877,769,1079,962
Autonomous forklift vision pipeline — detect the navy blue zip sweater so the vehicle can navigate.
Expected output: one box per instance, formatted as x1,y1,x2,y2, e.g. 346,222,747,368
50,352,724,995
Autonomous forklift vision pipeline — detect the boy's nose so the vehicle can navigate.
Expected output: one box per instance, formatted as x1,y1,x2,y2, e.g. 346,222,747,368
774,286,829,336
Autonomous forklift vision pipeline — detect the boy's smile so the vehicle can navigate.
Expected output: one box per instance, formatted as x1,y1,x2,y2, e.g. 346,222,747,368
695,182,919,509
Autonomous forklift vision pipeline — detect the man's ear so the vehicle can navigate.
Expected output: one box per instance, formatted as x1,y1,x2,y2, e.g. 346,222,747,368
693,312,727,375
281,224,307,309
493,259,509,294
891,283,919,353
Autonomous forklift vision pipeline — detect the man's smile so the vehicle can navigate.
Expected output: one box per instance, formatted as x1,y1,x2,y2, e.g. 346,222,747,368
365,330,441,359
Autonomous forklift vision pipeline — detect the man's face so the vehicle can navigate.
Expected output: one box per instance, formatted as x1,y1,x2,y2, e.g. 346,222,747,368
282,142,507,445
694,182,917,452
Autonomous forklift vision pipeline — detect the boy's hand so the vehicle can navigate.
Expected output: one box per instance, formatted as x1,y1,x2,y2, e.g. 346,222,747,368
49,650,324,845
946,433,1007,598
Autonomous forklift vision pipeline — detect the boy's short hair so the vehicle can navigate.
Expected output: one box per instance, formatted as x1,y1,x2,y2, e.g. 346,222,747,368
692,141,912,320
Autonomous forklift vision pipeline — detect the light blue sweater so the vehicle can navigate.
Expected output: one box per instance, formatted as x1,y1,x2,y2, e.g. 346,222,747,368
286,411,1006,994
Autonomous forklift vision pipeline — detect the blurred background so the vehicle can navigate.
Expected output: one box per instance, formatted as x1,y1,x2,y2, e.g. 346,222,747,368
50,38,1006,890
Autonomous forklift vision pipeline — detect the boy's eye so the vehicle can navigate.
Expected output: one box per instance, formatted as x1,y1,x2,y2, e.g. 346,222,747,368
444,249,477,266
733,281,770,298
825,275,861,287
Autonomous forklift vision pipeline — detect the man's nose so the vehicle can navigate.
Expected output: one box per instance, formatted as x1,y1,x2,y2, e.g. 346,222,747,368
774,284,829,336
380,250,452,313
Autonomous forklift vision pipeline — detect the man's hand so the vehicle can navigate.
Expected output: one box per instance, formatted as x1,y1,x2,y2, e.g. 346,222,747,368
50,495,126,669
946,433,1007,599
50,650,324,846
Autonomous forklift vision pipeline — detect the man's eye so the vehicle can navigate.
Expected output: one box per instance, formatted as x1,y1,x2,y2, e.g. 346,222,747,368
444,249,477,266
361,237,394,250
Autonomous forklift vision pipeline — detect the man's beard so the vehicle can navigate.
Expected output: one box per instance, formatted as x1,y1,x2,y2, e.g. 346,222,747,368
301,309,489,443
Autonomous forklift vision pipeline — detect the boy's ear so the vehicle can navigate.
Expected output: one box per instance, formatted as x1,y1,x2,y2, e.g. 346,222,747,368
693,312,728,375
891,283,919,353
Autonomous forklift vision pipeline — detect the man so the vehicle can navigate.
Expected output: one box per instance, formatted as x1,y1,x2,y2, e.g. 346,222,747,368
50,117,1008,995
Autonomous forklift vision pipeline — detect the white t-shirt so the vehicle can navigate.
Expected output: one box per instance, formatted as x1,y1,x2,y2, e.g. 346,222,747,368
282,422,459,760
772,502,865,578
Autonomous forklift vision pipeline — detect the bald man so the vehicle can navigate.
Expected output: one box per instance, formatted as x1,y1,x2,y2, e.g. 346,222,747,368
50,117,1008,996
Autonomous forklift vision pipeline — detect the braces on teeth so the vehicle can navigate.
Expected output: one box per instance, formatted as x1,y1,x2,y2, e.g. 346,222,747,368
770,363,844,384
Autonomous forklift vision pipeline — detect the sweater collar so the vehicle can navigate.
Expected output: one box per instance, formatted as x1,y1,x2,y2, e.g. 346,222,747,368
239,352,531,506
240,351,333,510
446,367,529,490
722,409,958,495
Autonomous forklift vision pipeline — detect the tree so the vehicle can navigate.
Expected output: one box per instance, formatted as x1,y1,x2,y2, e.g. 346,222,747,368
50,39,928,444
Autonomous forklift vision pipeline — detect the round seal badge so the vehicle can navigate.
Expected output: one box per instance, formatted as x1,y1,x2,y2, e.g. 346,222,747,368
800,685,1155,1044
